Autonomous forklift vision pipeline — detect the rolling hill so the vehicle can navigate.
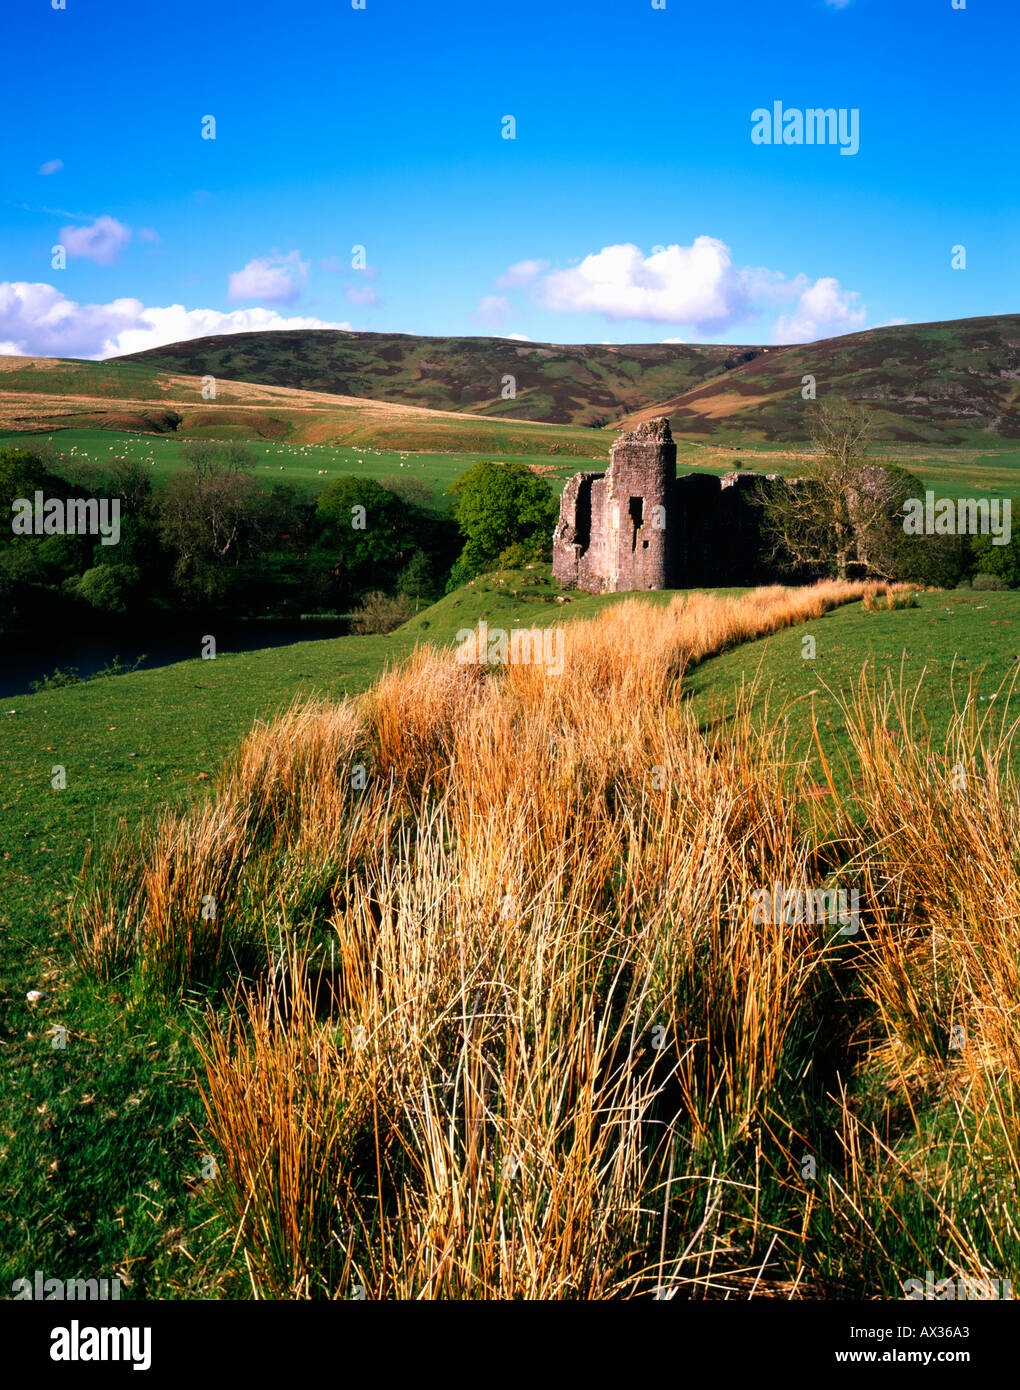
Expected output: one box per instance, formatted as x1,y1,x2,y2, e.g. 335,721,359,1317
119,314,1020,443
118,330,769,428
618,314,1020,443
0,355,612,457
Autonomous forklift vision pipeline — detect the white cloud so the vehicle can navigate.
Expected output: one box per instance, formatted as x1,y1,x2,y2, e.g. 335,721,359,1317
138,227,161,244
0,281,351,360
518,238,867,343
740,266,811,304
473,295,511,325
59,215,131,265
503,332,532,341
536,238,752,331
227,250,309,305
345,285,381,307
771,277,867,343
38,159,63,176
495,259,549,289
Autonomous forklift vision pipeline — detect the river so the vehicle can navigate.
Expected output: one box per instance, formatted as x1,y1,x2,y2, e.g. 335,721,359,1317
0,618,350,699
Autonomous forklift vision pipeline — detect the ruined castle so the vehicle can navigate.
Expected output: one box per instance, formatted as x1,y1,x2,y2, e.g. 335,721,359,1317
552,417,788,592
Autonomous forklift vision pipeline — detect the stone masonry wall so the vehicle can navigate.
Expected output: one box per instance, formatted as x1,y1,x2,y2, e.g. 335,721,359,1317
552,417,792,592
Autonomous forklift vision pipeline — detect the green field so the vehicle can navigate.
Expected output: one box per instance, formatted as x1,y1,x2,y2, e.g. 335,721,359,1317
3,573,1018,1294
5,427,1020,510
0,429,599,508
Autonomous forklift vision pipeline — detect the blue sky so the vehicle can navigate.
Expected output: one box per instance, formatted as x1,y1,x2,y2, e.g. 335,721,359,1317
2,0,1016,357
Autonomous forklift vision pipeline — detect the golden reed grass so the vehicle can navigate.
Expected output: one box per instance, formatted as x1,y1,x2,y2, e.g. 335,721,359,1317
70,579,1020,1297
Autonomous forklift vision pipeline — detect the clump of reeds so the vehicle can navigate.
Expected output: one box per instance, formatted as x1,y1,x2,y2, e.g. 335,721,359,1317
69,578,1020,1297
862,585,919,611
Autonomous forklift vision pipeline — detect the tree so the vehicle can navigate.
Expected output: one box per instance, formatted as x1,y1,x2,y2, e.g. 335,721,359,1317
315,476,409,603
157,450,270,602
969,531,1020,588
761,398,900,582
180,439,256,477
446,460,558,584
856,464,967,587
0,446,70,512
394,549,439,606
72,564,142,614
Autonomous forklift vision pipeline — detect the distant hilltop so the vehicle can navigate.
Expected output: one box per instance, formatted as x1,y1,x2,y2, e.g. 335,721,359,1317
116,314,1020,444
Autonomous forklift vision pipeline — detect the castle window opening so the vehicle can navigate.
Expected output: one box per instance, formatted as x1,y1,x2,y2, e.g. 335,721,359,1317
576,477,592,556
629,496,643,551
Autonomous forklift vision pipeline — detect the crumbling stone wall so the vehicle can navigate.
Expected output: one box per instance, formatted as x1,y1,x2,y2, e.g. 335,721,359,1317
552,417,795,592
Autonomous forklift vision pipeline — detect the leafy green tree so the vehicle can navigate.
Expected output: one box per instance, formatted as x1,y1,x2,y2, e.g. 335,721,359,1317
0,447,71,513
316,477,407,569
394,549,439,605
72,564,142,614
314,476,413,604
855,464,967,586
969,531,1020,588
446,460,558,585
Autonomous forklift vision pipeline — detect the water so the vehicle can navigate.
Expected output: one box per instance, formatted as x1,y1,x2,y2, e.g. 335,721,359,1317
0,618,349,699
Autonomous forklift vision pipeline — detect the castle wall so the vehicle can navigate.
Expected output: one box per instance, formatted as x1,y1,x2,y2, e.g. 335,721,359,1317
552,417,798,593
552,471,611,591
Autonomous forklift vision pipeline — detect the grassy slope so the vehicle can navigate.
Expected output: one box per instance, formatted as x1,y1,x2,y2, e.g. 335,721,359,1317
2,576,1019,1294
686,588,1020,775
119,330,755,428
122,315,1020,443
0,356,614,458
622,314,1020,444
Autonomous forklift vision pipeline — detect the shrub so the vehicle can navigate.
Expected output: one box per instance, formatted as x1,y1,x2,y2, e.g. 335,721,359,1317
972,571,1008,592
347,590,414,635
30,653,146,692
497,537,547,569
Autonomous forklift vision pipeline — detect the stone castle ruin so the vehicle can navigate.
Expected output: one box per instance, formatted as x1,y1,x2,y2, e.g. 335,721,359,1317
553,417,789,592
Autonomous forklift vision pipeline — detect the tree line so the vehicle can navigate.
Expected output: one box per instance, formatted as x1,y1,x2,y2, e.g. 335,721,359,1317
0,441,560,637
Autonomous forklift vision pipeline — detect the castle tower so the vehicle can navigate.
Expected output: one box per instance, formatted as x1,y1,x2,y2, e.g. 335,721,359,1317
604,417,675,590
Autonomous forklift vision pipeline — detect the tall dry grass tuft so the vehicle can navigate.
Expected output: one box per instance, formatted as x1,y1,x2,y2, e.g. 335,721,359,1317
70,579,1020,1295
195,946,372,1298
839,667,1020,1084
367,646,489,791
182,580,890,1296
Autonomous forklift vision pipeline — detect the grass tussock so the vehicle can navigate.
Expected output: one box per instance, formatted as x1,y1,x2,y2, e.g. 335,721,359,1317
68,579,1020,1297
862,586,920,611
